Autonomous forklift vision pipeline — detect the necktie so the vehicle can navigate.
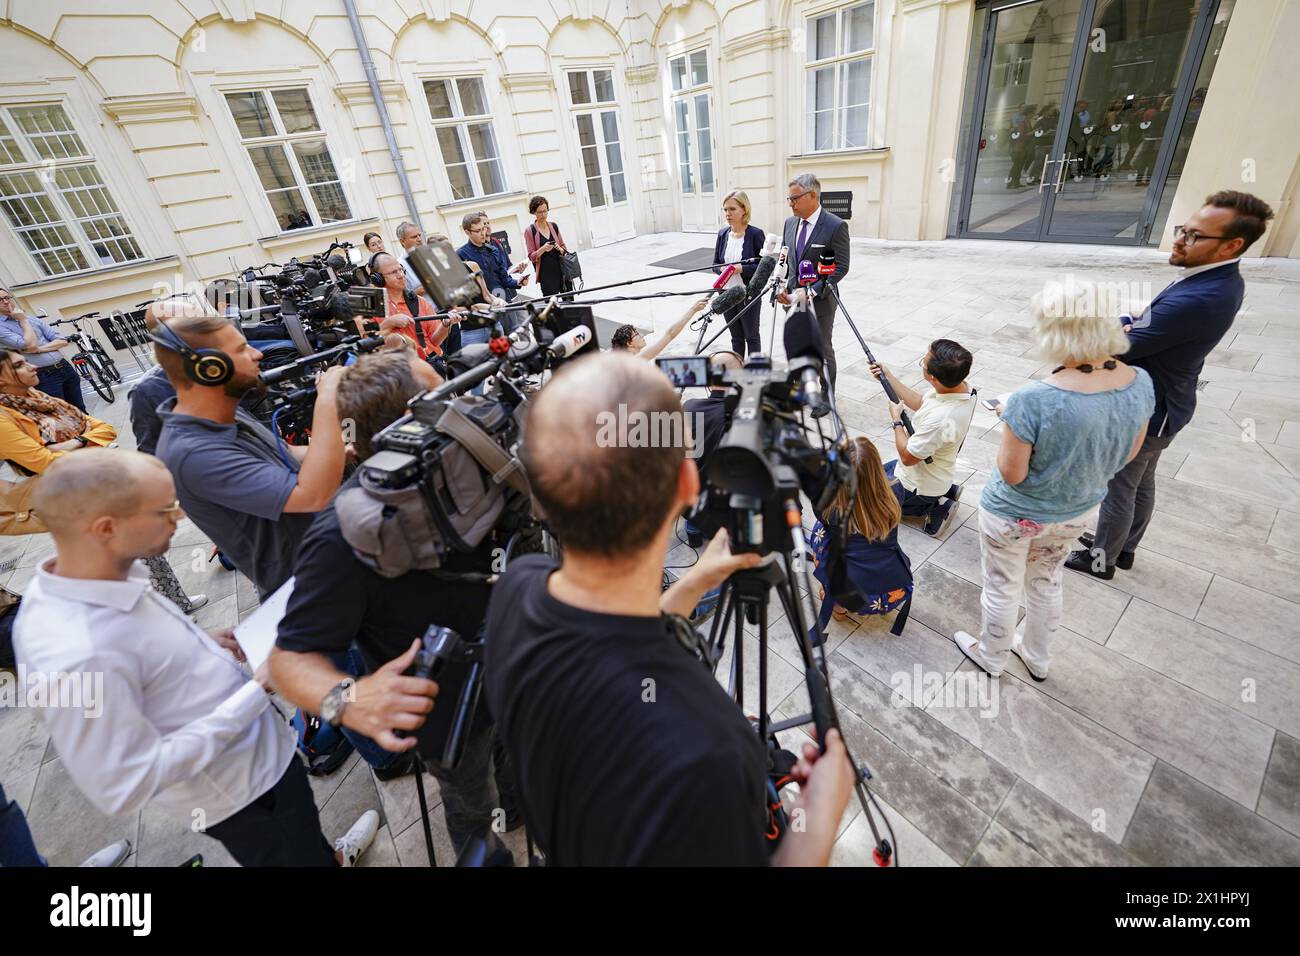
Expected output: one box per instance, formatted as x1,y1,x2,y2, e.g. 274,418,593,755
795,219,810,261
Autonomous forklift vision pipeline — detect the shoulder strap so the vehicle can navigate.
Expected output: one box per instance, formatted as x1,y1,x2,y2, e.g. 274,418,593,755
434,403,531,496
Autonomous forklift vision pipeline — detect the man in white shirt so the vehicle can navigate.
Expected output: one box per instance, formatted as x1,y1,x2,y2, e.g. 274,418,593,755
13,448,379,867
870,339,976,537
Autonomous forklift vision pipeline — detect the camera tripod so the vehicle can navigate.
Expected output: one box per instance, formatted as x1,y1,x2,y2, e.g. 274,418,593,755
704,543,896,864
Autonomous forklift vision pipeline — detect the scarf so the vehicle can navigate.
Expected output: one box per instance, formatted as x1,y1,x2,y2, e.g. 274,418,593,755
0,389,89,443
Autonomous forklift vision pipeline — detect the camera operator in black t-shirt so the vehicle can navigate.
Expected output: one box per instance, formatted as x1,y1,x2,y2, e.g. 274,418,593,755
269,351,513,862
484,351,854,866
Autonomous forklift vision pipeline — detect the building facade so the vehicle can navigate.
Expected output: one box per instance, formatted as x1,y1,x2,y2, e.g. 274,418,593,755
1,0,1296,323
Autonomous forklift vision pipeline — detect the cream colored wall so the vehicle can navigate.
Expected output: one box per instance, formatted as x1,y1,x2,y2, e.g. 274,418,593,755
0,0,1293,327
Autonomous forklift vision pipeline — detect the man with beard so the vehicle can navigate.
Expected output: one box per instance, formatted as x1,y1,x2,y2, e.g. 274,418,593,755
150,300,346,598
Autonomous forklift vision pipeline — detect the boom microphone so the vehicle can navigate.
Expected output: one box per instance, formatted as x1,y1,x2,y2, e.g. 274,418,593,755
745,253,777,299
704,285,747,318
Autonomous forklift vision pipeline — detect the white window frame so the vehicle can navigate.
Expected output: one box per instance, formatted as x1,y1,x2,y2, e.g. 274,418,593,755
566,68,630,210
222,86,354,234
0,101,146,278
804,1,877,153
420,75,508,203
667,49,715,196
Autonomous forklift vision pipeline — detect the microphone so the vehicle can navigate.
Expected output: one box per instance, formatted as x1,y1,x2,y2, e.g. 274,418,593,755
762,234,779,256
768,246,790,305
797,260,817,286
817,248,837,279
713,264,737,290
704,285,747,318
783,308,830,417
745,253,777,300
547,324,593,360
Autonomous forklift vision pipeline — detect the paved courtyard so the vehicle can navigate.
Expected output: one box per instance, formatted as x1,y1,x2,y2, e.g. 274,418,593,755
2,233,1299,866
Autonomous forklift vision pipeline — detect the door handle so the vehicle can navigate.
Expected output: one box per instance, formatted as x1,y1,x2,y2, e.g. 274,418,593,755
1037,153,1056,192
1055,154,1079,192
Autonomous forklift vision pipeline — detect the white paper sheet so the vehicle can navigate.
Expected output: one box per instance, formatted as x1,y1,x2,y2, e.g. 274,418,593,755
233,577,295,670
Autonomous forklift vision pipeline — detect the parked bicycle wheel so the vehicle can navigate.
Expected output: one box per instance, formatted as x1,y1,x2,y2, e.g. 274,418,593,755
73,356,115,403
91,344,122,383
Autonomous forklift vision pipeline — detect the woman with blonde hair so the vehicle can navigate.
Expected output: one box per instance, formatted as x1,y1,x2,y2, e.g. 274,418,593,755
711,189,766,357
810,437,913,639
953,278,1154,682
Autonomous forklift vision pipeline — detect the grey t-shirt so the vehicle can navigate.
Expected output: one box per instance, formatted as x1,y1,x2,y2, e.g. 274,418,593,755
154,397,316,597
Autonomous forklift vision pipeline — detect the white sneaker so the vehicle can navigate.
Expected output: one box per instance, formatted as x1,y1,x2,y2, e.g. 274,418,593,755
952,630,1002,677
334,809,380,867
186,594,209,612
1010,634,1048,682
80,838,131,867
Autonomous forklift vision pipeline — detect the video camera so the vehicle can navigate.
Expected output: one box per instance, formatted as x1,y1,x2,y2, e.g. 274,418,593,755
658,352,845,555
219,240,387,355
244,334,385,443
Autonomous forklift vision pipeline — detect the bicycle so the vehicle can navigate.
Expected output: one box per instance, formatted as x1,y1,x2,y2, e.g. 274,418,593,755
48,313,118,403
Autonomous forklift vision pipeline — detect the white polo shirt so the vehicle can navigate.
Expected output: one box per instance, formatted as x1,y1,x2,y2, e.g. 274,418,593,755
895,387,977,498
13,558,296,826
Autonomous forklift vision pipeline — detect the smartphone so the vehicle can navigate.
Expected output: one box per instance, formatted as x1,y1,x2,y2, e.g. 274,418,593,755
982,397,1002,412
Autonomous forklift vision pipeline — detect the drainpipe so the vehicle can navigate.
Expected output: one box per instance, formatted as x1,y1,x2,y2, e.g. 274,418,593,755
342,0,422,231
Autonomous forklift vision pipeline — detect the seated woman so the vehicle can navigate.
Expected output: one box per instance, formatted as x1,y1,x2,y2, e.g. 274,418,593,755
0,350,205,612
810,437,913,639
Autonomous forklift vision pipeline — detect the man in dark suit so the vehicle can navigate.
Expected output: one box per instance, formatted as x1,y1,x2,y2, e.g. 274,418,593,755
776,174,850,388
1067,190,1275,579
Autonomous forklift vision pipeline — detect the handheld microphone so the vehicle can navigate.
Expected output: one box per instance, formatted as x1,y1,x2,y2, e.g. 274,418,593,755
713,264,737,290
798,260,817,286
547,324,593,360
769,246,790,305
783,307,830,417
761,234,779,256
817,248,837,279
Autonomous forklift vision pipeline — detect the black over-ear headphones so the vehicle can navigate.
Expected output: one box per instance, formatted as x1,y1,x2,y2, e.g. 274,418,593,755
149,320,235,386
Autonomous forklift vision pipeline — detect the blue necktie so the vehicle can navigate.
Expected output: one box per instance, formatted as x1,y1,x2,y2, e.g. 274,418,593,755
795,219,810,261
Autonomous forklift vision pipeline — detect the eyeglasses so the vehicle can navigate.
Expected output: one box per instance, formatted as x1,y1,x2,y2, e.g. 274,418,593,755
147,500,184,521
1173,224,1227,245
787,191,812,205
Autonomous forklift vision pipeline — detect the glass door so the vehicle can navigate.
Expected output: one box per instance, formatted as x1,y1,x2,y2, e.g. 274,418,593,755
567,69,636,247
960,0,1083,239
669,50,716,232
959,0,1222,244
1043,0,1218,242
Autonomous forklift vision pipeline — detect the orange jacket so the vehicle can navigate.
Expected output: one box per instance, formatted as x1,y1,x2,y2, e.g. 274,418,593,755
0,398,117,475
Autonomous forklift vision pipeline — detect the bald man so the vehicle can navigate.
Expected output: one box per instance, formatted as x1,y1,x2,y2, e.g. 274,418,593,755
13,449,379,867
482,352,854,866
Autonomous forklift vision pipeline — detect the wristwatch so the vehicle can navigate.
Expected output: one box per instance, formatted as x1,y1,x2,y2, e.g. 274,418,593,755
891,420,905,429
319,677,356,728
74,435,90,447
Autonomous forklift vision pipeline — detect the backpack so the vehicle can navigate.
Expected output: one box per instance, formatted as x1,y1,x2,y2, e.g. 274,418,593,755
336,395,530,578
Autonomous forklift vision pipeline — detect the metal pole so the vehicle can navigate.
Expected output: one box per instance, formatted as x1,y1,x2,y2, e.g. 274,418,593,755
342,0,423,232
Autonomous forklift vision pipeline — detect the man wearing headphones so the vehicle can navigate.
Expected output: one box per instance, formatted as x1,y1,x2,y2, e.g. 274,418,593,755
150,300,346,598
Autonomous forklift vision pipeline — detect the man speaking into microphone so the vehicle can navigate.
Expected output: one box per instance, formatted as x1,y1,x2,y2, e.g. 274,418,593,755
776,173,850,388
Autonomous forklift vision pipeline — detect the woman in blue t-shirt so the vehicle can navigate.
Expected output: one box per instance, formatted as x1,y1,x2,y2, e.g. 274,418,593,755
953,280,1154,681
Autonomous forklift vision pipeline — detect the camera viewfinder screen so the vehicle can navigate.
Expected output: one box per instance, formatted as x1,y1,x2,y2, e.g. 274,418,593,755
656,356,709,388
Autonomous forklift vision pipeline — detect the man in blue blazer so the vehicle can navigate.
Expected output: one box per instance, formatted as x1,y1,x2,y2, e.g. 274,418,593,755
1068,190,1274,579
776,173,851,388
